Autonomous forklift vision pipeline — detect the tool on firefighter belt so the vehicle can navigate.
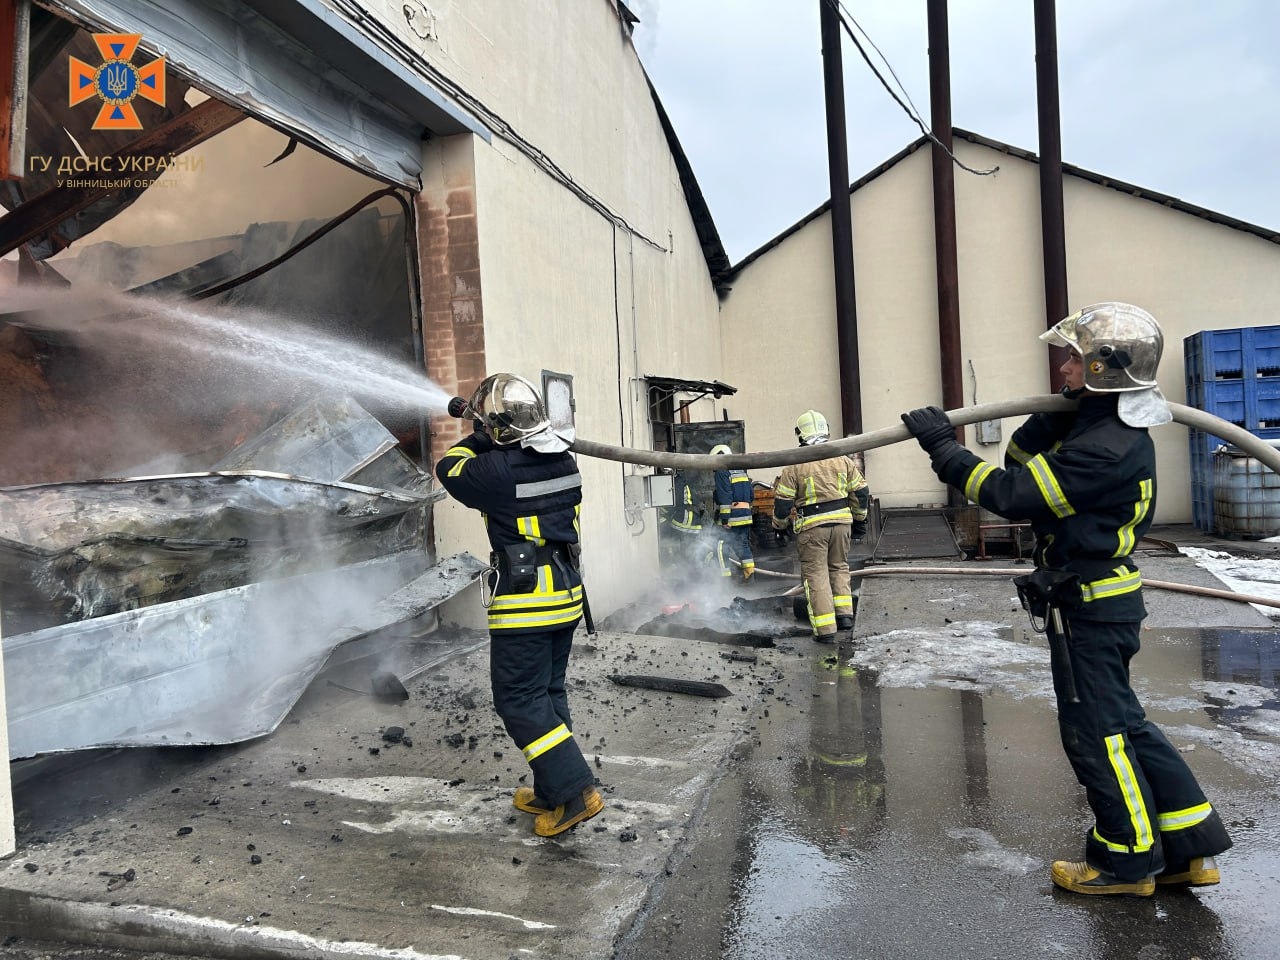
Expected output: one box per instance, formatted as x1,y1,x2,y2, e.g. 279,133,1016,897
1013,569,1083,704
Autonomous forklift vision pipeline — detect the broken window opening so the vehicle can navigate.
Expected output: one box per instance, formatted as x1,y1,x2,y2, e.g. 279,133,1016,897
645,375,737,452
0,10,429,487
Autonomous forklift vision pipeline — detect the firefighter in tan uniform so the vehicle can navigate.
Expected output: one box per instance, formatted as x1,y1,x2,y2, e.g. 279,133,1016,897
771,410,869,642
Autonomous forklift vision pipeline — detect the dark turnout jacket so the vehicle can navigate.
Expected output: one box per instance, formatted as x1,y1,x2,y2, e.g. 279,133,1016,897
926,395,1155,622
435,431,584,633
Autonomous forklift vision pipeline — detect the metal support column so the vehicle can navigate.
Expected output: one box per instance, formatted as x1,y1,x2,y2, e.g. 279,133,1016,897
927,0,965,507
819,0,862,436
1034,0,1070,392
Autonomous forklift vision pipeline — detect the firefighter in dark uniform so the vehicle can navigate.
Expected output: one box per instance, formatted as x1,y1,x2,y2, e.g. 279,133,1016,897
710,444,756,581
436,373,603,837
902,303,1231,896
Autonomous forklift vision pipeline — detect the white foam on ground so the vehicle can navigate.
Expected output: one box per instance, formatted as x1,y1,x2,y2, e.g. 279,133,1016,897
946,827,1039,876
1162,723,1280,784
1193,680,1276,709
1179,546,1280,616
429,905,554,930
851,621,1050,699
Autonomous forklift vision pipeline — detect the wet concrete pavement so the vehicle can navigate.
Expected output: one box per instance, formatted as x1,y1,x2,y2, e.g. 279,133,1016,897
2,529,1279,958
620,545,1280,960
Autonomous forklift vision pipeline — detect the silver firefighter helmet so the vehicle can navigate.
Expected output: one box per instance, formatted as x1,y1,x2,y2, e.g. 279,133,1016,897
465,373,550,445
1040,302,1163,392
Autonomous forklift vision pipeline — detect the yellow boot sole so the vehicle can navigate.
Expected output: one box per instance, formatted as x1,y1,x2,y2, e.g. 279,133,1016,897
534,787,604,837
512,787,553,815
1156,857,1220,887
1051,860,1154,896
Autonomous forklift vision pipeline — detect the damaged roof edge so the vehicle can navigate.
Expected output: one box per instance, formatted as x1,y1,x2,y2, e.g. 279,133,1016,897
724,127,1280,282
644,72,733,288
239,0,491,143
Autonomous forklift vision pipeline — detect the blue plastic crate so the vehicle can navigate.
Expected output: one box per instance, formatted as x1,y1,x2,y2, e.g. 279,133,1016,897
1185,325,1280,384
1185,326,1280,532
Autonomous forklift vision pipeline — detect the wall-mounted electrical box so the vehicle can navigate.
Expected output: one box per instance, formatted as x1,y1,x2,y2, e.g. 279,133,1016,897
624,473,675,511
975,419,1002,445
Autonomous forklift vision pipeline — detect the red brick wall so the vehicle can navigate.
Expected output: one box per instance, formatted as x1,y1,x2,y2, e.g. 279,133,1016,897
416,184,486,464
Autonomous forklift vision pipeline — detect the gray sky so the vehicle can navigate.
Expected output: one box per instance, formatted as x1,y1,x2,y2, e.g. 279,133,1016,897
634,1,1280,264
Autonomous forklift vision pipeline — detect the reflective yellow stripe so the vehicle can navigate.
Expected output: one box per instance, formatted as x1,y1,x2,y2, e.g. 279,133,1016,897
1006,440,1031,465
516,516,544,544
534,564,553,594
1081,567,1142,603
1115,478,1153,557
489,607,583,629
811,611,836,628
1105,733,1154,851
489,585,583,610
794,506,852,531
1158,802,1212,832
964,462,996,503
1027,454,1075,518
776,483,796,498
444,447,475,477
833,594,852,607
522,723,572,762
716,540,731,576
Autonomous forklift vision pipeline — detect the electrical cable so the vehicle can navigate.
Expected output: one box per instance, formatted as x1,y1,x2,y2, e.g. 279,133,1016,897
328,0,667,253
825,0,998,177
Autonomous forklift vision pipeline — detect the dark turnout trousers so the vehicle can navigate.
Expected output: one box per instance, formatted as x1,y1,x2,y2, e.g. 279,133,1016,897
490,624,595,807
1056,615,1232,881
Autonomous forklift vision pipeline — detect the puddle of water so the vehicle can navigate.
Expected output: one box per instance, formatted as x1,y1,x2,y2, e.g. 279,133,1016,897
720,632,1280,959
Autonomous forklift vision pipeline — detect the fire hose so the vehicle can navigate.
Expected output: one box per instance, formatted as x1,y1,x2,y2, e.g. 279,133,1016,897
565,395,1280,611
570,395,1280,476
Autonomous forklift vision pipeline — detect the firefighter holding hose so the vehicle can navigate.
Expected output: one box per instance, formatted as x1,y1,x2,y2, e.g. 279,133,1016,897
436,373,603,837
900,303,1231,896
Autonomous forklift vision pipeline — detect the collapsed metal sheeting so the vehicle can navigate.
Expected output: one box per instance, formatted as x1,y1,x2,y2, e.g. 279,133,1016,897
0,472,441,632
0,396,469,759
0,397,439,633
211,397,399,486
4,551,487,759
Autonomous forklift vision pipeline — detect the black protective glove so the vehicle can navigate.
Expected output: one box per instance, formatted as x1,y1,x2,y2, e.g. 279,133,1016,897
901,406,955,457
464,421,494,453
851,520,867,540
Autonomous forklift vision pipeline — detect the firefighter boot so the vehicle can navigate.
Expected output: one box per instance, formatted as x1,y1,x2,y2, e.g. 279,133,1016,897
1051,860,1154,897
1156,856,1220,887
534,786,604,837
512,787,552,815
836,614,854,632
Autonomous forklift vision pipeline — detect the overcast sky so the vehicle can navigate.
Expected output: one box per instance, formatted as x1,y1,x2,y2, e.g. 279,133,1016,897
634,1,1280,264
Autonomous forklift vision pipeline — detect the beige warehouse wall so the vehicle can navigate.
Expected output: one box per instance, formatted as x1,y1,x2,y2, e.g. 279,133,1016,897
376,1,722,616
723,139,1280,523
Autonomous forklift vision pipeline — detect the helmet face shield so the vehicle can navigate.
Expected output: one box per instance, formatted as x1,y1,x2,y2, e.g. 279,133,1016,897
467,373,550,445
1040,302,1163,392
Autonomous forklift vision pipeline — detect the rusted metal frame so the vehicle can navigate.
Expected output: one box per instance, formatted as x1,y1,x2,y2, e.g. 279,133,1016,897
0,96,246,258
0,0,30,181
1034,0,1071,392
927,0,966,507
819,0,862,436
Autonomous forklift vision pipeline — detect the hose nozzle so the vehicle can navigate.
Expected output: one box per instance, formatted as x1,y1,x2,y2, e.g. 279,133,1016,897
447,396,470,419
